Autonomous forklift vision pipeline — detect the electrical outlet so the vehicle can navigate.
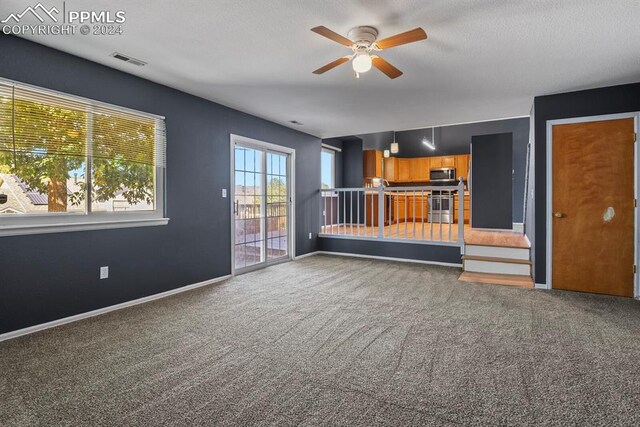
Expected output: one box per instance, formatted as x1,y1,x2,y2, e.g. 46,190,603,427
222,188,227,198
308,232,312,239
100,266,109,280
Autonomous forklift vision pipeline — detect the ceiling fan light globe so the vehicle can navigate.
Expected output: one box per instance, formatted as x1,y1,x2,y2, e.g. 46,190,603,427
352,52,372,73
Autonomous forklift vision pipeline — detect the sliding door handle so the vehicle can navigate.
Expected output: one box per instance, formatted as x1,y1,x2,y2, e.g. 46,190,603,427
234,200,239,216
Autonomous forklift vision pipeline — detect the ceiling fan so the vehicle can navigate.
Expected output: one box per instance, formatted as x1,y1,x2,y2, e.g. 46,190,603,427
311,25,427,79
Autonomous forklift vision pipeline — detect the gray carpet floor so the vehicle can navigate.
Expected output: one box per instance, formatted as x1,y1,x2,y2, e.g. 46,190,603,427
2,254,640,426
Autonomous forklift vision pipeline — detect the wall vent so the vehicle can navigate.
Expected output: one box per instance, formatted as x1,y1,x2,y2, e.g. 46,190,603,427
110,52,147,67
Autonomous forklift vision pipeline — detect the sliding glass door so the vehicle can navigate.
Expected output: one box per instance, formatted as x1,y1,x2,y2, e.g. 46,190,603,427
233,140,291,273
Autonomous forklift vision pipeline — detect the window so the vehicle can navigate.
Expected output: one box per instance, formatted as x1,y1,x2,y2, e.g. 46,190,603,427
321,147,335,189
0,79,167,235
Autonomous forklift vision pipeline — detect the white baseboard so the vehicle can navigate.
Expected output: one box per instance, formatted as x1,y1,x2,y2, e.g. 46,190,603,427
512,223,524,233
293,251,319,260
0,274,231,343
470,227,514,233
314,251,462,268
534,282,550,290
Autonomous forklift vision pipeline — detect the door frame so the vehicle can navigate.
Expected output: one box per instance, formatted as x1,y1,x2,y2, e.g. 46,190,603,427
229,134,296,276
546,112,639,297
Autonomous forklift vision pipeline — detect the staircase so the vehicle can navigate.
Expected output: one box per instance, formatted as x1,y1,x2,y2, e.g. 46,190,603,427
458,229,533,288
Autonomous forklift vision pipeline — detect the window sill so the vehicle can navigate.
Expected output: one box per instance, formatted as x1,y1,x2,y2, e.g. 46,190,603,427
0,217,170,237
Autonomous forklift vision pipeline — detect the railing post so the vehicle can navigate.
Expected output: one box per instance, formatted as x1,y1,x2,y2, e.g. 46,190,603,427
458,178,465,248
378,185,384,238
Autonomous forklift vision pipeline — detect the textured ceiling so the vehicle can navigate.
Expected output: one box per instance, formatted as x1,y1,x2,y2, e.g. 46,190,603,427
2,0,640,138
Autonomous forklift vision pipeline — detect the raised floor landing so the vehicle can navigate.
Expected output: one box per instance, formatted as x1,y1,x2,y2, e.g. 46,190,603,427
464,228,530,248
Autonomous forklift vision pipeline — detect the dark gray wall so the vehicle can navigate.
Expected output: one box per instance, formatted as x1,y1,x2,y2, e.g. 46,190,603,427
471,133,513,229
356,131,394,152
342,137,364,188
0,35,321,334
533,81,640,283
346,118,529,222
318,238,462,265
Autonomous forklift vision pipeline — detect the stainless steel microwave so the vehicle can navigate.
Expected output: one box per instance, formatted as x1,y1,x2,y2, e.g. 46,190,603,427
429,167,456,182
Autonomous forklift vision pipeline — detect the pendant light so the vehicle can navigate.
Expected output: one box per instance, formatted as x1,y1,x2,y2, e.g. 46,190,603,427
390,131,399,154
422,127,436,151
383,149,390,158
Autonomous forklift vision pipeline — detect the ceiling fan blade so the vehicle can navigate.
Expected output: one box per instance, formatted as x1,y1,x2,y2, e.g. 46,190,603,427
311,26,353,47
371,56,403,79
313,56,350,74
374,28,427,50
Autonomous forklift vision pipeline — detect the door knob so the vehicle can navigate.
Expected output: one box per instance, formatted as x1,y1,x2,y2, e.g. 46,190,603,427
553,212,564,218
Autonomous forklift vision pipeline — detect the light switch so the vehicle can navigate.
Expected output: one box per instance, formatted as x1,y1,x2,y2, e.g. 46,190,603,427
222,188,227,198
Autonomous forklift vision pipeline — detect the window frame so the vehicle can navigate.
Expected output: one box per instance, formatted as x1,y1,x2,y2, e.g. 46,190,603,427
321,146,336,190
0,78,168,237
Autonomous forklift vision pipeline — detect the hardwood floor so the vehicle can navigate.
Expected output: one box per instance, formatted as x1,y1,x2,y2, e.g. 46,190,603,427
320,223,532,248
464,228,530,248
320,222,471,243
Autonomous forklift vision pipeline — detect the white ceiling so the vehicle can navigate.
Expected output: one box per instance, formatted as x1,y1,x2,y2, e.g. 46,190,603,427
3,0,640,138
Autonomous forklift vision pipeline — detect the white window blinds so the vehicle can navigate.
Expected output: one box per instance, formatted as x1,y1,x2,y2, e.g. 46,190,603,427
0,80,166,168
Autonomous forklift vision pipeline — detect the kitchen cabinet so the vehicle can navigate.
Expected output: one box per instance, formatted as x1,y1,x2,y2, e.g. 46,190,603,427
363,150,382,178
453,193,471,224
407,195,428,221
455,154,471,182
429,156,454,168
397,158,411,182
390,193,429,223
383,157,397,182
396,158,430,183
442,156,456,168
393,195,406,222
409,157,430,182
378,154,470,184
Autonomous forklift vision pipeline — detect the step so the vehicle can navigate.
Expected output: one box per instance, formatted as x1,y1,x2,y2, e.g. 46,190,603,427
458,271,534,288
464,229,530,249
462,255,531,276
465,244,530,260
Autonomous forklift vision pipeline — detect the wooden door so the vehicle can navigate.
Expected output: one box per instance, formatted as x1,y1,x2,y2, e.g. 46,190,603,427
430,157,442,168
552,118,635,297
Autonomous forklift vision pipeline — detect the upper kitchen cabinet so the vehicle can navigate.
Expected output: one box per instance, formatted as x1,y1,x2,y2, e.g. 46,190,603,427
431,156,455,168
455,154,471,181
363,150,382,178
372,153,470,183
397,158,411,182
410,157,430,181
383,157,397,182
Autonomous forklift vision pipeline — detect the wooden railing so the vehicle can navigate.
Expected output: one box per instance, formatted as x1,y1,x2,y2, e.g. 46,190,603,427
319,180,465,246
